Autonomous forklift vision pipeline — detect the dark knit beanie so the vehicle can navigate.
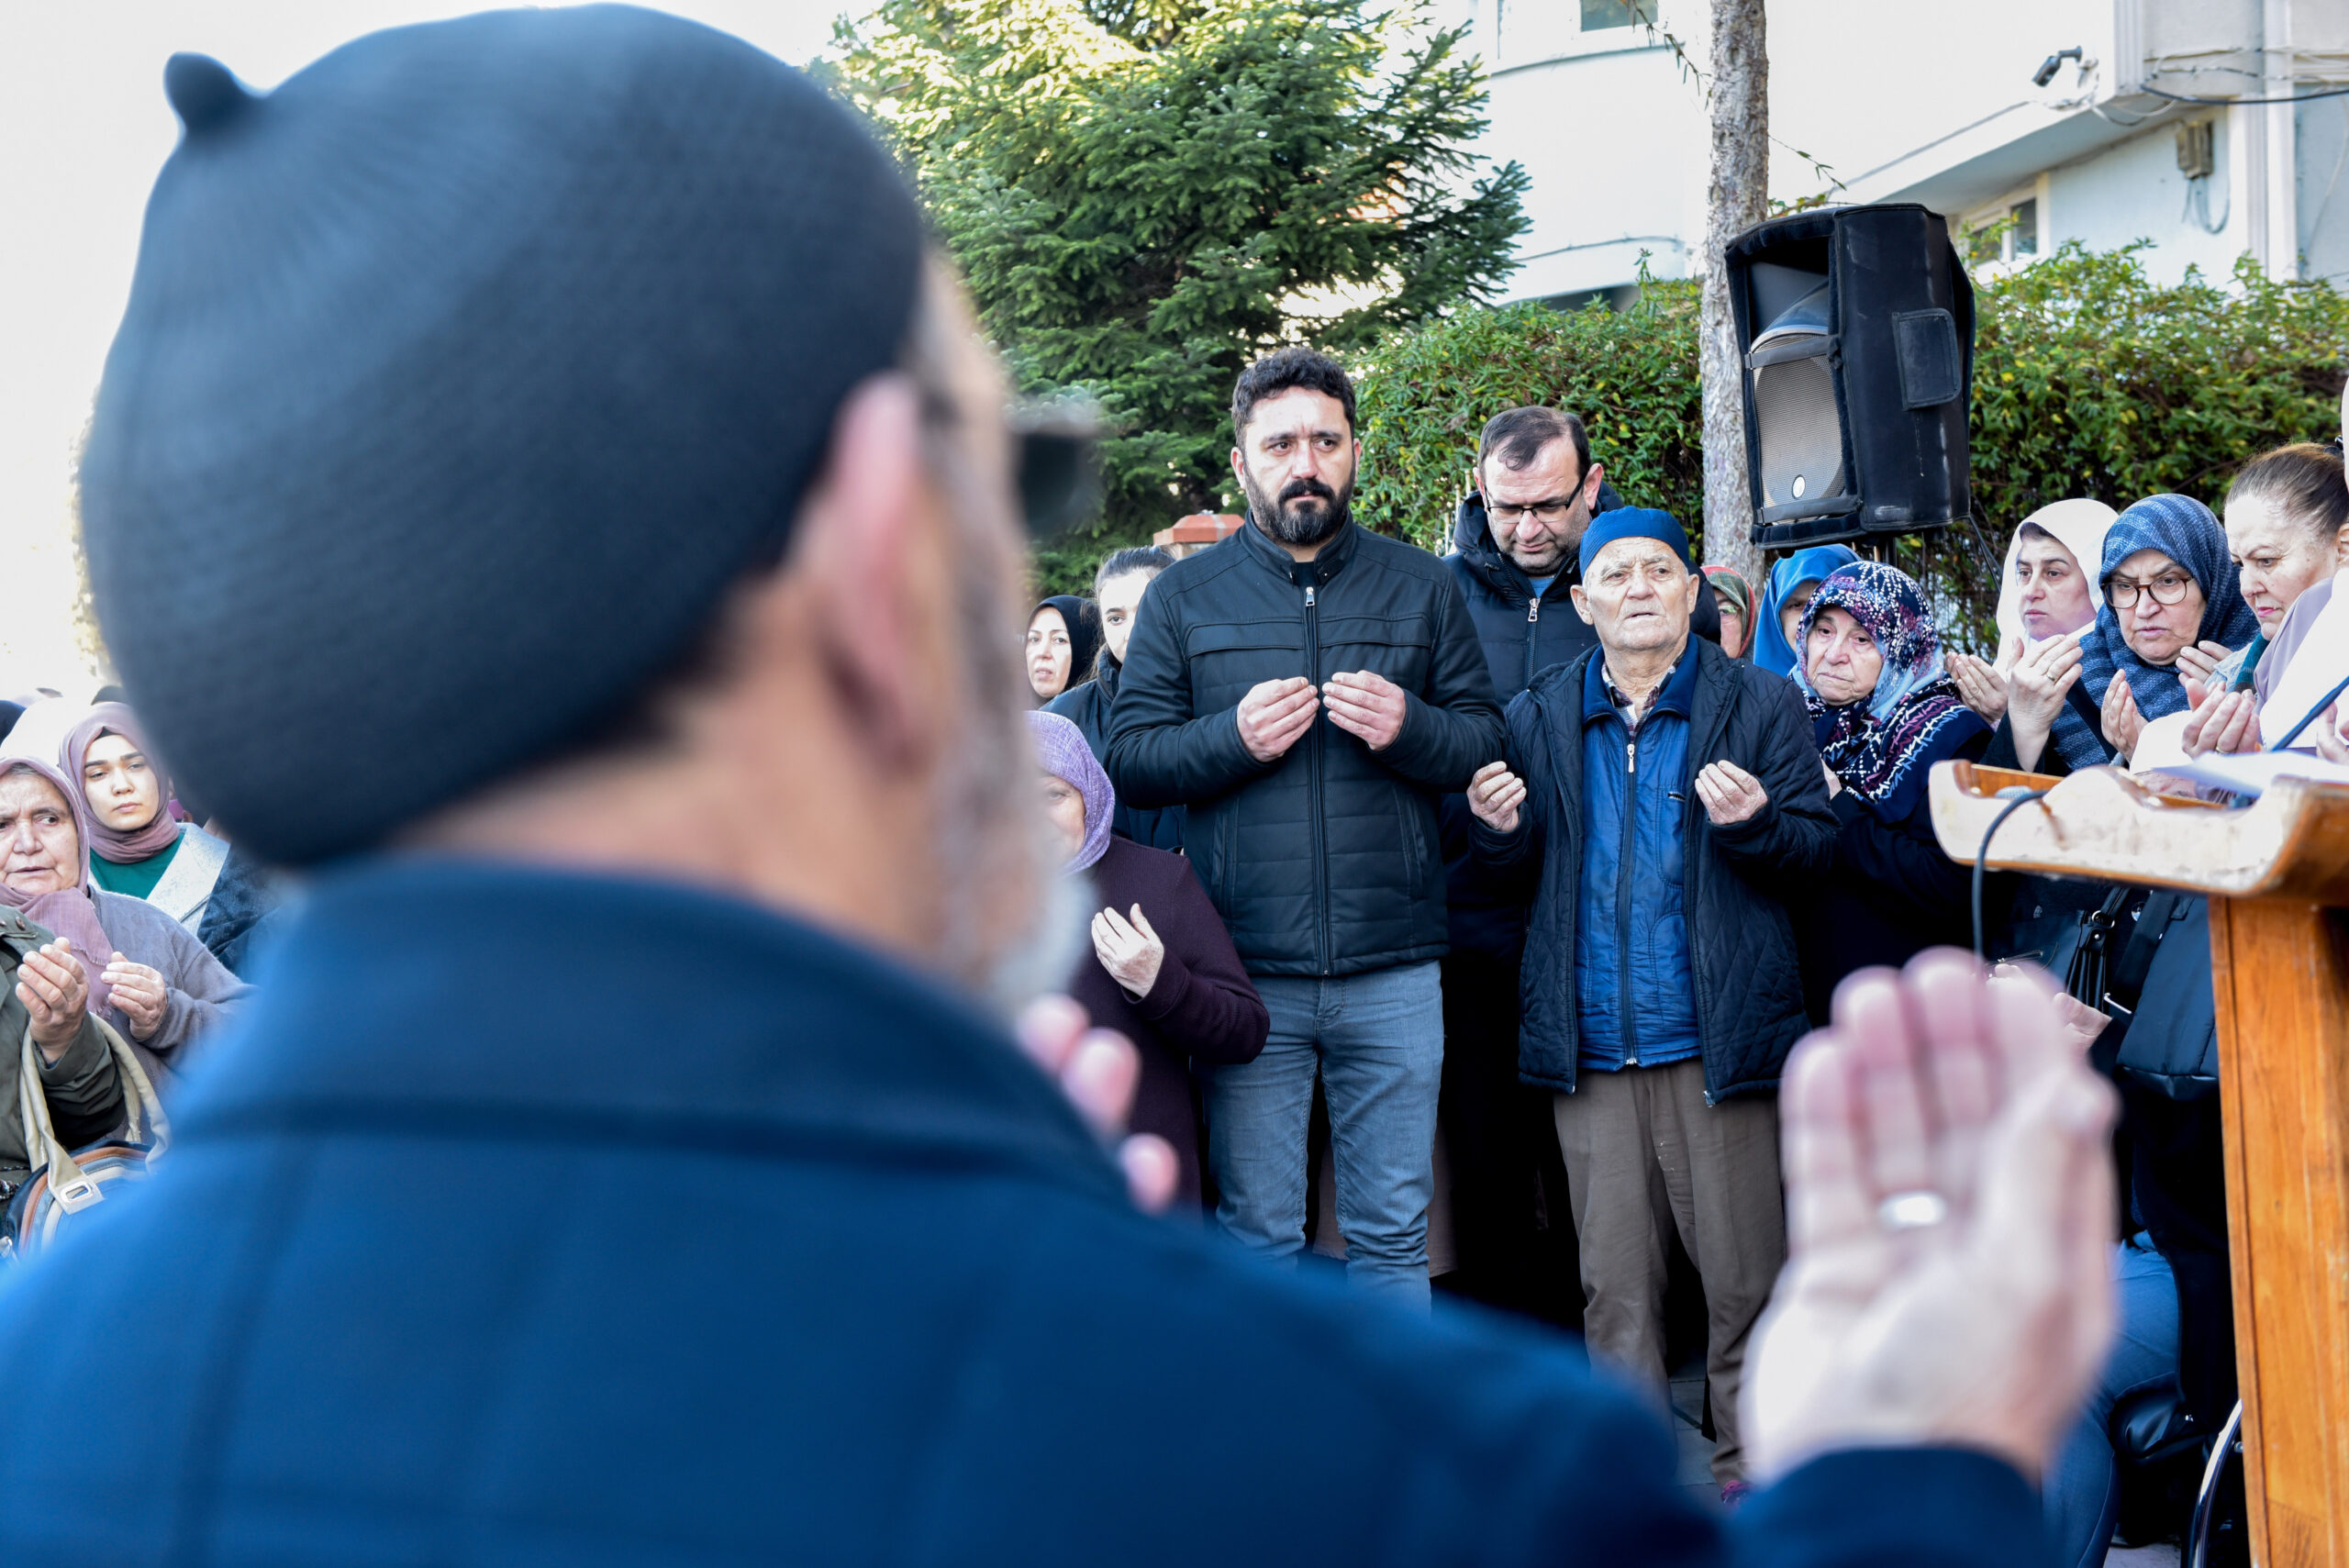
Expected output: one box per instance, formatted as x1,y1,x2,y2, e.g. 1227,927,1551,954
1577,506,1693,576
79,6,925,864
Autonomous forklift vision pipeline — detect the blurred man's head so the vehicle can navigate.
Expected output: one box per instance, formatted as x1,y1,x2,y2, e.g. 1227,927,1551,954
1570,511,1699,659
78,9,1074,1009
1230,349,1359,553
1475,406,1603,577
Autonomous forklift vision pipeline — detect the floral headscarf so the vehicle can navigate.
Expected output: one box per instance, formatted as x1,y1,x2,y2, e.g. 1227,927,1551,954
1797,562,1987,818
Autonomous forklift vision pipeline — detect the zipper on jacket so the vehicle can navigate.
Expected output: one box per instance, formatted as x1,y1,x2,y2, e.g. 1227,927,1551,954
1524,593,1542,688
1616,721,1642,1069
1303,574,1330,974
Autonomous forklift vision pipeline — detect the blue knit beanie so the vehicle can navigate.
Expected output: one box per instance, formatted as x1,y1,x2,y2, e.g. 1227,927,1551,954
79,6,925,864
1577,506,1693,575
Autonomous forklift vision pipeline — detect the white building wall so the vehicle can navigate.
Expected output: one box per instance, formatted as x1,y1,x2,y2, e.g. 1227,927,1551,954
2045,116,2249,282
1464,0,2349,302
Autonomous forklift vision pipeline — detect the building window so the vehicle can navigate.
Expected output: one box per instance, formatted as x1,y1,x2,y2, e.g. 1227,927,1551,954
1580,0,1656,30
1965,193,2043,269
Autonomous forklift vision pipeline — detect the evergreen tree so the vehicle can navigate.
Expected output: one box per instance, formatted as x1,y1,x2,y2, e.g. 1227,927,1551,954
828,1,1528,580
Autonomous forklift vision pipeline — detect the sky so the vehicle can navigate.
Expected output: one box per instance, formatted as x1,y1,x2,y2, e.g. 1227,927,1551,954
0,1,859,692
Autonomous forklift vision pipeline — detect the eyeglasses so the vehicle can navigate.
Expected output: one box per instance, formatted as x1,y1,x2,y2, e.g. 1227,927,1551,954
2106,574,2195,608
1488,498,1580,526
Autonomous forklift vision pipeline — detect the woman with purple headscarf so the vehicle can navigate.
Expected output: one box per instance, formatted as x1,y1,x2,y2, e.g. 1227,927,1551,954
0,756,251,1091
1787,562,1992,1022
61,702,279,973
1030,712,1266,1205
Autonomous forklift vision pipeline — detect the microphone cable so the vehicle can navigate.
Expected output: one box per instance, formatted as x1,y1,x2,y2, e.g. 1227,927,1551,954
1973,785,2051,960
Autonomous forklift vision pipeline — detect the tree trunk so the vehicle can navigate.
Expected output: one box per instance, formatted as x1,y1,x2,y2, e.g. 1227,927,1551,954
1699,0,1767,584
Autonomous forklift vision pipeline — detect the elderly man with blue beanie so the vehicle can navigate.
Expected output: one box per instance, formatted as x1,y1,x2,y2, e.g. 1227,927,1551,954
0,8,2130,1564
1469,508,1839,1498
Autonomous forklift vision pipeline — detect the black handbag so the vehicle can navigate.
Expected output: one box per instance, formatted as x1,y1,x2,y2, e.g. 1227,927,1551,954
2110,894,2219,1102
2063,884,2138,1016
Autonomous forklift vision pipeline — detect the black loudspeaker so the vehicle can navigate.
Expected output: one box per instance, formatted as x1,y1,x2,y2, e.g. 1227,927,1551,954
1725,203,1974,549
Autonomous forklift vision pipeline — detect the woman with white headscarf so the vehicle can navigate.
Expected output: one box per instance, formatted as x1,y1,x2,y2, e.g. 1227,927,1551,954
1946,499,2117,726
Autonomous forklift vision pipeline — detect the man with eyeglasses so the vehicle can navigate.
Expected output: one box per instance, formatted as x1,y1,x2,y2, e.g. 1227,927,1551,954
1435,407,1717,1316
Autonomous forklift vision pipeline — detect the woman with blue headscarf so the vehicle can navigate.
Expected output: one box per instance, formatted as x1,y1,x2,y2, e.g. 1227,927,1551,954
1787,561,1992,1022
1750,545,1858,679
1990,495,2257,775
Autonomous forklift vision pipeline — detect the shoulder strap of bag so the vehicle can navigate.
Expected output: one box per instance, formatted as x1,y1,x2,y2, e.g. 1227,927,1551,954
17,1015,169,1215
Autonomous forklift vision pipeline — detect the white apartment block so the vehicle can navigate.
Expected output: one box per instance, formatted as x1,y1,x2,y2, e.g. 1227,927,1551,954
1462,0,2349,305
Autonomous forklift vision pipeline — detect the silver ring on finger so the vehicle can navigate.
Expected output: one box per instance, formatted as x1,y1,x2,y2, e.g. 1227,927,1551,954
1876,1190,1949,1231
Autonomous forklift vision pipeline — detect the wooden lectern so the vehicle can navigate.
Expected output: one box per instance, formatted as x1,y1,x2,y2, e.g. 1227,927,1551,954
1932,759,2349,1567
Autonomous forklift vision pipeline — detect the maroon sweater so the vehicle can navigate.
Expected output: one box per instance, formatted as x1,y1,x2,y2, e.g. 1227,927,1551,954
1064,836,1268,1205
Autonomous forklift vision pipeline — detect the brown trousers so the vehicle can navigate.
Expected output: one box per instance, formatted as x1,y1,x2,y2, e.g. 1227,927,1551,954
1551,1058,1785,1483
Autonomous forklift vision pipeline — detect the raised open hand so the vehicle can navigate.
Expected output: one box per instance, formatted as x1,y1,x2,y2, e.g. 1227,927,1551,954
17,940,89,1062
2100,673,2143,762
102,953,169,1041
1944,651,2009,726
2181,682,2259,757
2172,639,2233,690
1014,995,1178,1214
2005,631,2086,772
1742,951,2117,1482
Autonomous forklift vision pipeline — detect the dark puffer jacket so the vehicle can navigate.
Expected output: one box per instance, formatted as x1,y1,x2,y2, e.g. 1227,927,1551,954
1472,638,1835,1099
1108,519,1504,977
1438,488,1720,961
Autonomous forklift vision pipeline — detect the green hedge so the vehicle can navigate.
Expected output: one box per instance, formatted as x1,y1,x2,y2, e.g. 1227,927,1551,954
1343,243,2349,652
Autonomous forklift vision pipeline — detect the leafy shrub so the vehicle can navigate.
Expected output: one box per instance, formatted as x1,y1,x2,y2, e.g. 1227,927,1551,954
1342,243,2349,652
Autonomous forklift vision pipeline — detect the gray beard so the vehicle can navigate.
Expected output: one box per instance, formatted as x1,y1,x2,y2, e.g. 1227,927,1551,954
926,473,1093,1021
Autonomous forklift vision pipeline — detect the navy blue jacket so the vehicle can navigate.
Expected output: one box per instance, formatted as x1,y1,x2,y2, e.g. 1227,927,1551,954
1438,490,1720,962
1571,650,1702,1073
0,860,2054,1564
1475,639,1837,1099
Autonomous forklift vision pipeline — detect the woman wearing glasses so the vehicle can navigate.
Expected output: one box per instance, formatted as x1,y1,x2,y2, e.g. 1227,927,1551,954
1986,494,2256,775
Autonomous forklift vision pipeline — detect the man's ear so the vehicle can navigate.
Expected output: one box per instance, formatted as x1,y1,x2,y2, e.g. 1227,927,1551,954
1585,462,1604,501
1569,583,1594,625
785,373,941,770
1230,446,1246,490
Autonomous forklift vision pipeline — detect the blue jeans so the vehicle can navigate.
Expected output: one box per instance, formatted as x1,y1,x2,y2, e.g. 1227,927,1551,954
1203,961,1443,1308
2044,1236,2182,1568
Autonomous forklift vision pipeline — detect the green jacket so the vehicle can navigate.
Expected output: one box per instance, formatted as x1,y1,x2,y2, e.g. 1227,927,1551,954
0,908,124,1193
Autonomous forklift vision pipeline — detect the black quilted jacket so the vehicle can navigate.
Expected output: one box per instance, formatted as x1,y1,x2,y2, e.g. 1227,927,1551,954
1106,519,1504,977
1473,639,1836,1100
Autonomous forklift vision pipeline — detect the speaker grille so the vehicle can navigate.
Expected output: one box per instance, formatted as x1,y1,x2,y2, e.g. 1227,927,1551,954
1753,343,1845,507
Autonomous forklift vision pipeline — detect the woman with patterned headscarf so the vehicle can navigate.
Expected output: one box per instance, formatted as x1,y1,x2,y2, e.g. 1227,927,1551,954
1788,561,1992,1022
1987,494,2256,775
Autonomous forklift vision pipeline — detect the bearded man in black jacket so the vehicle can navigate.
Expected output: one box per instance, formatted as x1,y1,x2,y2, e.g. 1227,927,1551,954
1108,349,1505,1308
